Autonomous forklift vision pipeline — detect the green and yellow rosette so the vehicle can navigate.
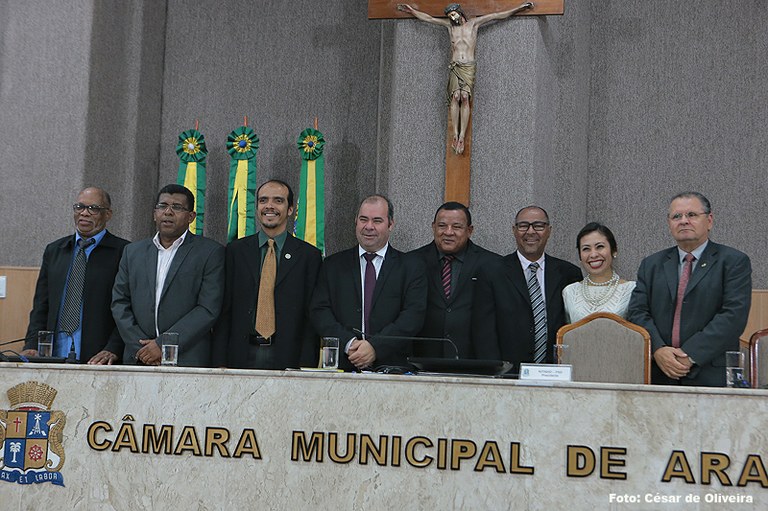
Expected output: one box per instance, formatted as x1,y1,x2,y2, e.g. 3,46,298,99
176,129,208,234
294,128,326,254
226,126,259,242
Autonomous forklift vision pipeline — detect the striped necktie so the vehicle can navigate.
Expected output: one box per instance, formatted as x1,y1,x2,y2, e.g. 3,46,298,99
527,262,547,364
671,253,695,348
59,237,95,335
441,255,454,300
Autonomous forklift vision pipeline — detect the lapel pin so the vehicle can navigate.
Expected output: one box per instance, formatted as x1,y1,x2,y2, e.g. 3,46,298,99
700,263,706,267
285,253,291,259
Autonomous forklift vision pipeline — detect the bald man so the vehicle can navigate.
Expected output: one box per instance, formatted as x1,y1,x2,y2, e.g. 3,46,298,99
23,187,130,363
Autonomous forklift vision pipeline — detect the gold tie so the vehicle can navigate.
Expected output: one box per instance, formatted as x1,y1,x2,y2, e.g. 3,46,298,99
255,239,276,338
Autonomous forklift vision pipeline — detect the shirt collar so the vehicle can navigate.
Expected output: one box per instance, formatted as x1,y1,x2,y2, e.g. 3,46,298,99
152,230,188,251
359,243,389,259
436,243,467,263
75,228,107,247
517,251,545,270
259,229,289,252
678,239,708,263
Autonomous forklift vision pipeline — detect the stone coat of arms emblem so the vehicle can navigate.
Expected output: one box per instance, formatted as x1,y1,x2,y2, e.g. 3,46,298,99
0,381,66,486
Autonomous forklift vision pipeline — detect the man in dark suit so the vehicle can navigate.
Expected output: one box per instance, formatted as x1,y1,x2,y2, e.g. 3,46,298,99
22,187,129,363
628,192,752,386
112,184,224,367
410,201,500,358
213,180,322,369
311,194,427,371
472,206,582,369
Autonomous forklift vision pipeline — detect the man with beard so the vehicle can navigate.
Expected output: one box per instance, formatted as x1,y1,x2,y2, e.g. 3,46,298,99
214,180,322,369
398,2,533,154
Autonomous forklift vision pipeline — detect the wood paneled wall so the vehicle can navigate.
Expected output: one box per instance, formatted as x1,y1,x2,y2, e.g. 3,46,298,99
2,265,767,357
0,267,39,354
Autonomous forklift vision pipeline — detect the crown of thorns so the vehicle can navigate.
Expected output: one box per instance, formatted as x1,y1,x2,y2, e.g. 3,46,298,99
444,3,466,19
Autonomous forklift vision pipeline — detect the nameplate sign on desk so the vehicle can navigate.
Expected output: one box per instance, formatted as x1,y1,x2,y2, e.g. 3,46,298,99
519,363,572,381
0,364,766,510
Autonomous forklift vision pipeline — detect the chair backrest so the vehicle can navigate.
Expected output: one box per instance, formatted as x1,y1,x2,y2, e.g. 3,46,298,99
748,328,768,389
556,312,651,384
739,337,751,386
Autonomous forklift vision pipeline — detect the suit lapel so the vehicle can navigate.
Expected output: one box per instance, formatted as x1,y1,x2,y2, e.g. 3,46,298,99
663,248,679,300
160,234,194,301
508,253,531,305
242,236,262,288
145,241,159,295
685,242,716,297
449,242,477,304
276,235,298,287
424,244,446,303
544,255,562,305
351,249,363,306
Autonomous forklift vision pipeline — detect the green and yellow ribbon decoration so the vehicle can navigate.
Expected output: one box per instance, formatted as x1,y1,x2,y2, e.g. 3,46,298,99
226,126,259,242
176,129,208,234
294,128,326,254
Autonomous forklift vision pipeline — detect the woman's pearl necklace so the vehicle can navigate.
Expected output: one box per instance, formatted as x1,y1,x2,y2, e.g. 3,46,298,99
581,271,620,308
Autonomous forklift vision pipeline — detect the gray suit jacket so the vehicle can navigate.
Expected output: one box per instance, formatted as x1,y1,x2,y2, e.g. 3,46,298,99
627,241,752,386
112,233,225,367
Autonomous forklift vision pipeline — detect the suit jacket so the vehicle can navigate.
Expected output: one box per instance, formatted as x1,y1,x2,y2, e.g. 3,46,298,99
213,233,322,369
410,240,501,358
25,231,130,362
472,252,582,370
112,233,225,367
310,245,427,370
627,241,752,386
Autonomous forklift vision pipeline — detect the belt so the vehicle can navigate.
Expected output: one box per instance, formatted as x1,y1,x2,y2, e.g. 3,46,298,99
249,335,272,346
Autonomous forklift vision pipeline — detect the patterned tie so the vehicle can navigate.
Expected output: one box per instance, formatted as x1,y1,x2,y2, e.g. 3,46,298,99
441,255,454,300
255,239,276,338
671,253,695,348
363,253,377,335
59,237,95,334
527,262,548,364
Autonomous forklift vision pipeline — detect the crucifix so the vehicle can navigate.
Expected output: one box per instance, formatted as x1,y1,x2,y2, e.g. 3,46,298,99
369,1,564,205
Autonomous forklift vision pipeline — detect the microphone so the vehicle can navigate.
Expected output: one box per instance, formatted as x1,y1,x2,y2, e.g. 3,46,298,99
0,350,30,363
352,328,459,359
0,333,39,348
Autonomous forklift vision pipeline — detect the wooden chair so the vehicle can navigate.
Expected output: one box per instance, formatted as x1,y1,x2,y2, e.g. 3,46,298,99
556,312,651,384
748,328,768,389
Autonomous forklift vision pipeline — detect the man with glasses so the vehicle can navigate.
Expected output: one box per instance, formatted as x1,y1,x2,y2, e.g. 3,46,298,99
472,206,581,370
112,184,224,367
22,187,129,363
628,192,752,386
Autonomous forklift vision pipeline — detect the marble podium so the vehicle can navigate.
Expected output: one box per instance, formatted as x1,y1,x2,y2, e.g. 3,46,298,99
0,364,766,510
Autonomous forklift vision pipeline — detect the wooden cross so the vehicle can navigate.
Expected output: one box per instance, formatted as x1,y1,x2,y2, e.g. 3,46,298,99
369,1,564,205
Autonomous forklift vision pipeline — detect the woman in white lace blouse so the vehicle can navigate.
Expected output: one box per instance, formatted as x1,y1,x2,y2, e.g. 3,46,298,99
562,223,636,323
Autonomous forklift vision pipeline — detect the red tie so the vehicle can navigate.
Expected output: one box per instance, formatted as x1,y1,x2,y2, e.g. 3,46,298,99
441,255,454,300
671,253,695,348
363,253,377,335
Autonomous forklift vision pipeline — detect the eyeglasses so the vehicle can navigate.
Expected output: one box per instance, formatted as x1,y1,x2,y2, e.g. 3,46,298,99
154,203,189,213
73,203,109,214
515,222,549,232
669,211,708,221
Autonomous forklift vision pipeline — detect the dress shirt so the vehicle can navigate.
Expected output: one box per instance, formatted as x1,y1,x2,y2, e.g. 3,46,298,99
152,230,188,337
347,244,389,352
54,229,108,358
437,246,466,293
258,229,288,267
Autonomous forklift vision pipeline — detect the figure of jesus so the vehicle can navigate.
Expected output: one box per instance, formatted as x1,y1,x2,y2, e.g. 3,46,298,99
398,2,534,154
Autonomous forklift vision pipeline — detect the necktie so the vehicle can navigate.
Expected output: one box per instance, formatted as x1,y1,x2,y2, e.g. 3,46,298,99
441,255,455,300
59,237,95,335
363,253,377,335
527,262,548,364
255,239,276,339
671,253,695,348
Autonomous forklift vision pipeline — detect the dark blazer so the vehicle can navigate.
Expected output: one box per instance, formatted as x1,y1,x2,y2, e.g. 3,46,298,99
111,233,225,367
310,245,427,370
410,240,501,358
25,231,130,362
627,241,752,386
213,233,322,369
472,252,582,369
